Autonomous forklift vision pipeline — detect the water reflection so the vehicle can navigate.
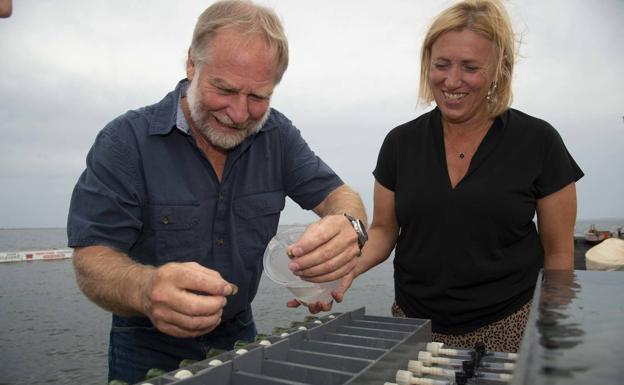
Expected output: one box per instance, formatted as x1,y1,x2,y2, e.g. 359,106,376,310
536,270,589,378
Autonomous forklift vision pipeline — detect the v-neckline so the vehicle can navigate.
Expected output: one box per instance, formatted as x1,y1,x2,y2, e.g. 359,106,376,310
431,108,504,191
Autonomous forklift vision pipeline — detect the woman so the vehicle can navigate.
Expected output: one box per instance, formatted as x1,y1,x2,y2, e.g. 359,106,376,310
347,0,583,352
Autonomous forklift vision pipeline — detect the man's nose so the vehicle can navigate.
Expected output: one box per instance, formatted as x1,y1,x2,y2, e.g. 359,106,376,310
228,95,250,124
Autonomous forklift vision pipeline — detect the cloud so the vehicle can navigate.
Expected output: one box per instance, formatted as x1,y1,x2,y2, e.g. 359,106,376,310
0,0,622,227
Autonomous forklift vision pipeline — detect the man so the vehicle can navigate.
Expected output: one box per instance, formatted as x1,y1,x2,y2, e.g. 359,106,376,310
67,1,367,383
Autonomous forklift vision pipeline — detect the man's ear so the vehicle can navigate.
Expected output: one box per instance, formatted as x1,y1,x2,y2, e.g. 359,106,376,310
186,49,196,81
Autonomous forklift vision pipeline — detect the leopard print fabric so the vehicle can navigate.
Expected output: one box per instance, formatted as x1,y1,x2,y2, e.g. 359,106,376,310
391,301,531,353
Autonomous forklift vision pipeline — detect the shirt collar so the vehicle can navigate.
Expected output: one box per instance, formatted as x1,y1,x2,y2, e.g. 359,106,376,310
175,81,191,134
148,79,189,136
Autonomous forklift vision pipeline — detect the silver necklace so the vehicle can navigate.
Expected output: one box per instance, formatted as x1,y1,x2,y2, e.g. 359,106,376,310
444,125,489,160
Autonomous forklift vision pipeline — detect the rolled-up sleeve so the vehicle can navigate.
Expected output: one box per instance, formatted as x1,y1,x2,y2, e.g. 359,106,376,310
67,119,144,253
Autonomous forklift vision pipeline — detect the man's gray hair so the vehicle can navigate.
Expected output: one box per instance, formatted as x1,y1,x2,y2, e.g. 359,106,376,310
190,0,289,84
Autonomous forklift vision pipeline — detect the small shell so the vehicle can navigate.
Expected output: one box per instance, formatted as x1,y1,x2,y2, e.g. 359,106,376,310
208,359,223,367
173,369,193,379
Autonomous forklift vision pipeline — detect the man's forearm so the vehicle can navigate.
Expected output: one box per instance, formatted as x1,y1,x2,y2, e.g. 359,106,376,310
73,245,154,317
313,185,367,225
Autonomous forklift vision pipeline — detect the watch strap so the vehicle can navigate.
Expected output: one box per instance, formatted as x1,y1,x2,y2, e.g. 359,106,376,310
344,213,367,250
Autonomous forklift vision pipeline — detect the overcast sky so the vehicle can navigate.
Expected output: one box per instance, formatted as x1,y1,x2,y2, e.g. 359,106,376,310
0,0,622,228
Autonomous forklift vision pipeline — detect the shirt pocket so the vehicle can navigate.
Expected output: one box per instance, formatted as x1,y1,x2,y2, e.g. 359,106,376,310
149,202,200,264
233,191,285,258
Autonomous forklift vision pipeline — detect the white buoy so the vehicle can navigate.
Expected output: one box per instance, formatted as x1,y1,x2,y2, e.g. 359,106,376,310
208,359,223,367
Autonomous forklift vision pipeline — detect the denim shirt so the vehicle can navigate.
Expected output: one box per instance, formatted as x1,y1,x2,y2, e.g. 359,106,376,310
67,79,343,322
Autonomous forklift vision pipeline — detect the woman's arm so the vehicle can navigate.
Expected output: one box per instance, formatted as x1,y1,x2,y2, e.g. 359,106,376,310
536,182,578,270
356,181,400,275
334,181,400,301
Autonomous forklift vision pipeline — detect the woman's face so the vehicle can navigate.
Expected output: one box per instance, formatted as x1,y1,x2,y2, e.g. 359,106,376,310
429,29,497,125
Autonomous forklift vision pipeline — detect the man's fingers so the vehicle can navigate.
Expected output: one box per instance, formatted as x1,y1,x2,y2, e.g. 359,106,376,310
153,313,222,338
287,220,340,258
164,263,233,296
146,266,230,316
288,236,356,273
143,263,234,337
168,290,228,317
297,256,357,283
288,217,358,273
148,286,225,337
148,288,226,322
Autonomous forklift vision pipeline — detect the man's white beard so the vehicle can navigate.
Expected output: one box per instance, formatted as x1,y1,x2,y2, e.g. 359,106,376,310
186,74,270,150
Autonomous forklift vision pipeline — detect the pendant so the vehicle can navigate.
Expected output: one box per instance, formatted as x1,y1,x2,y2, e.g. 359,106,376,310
459,153,465,159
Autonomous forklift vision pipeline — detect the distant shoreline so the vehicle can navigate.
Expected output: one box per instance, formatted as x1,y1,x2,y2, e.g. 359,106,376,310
1,217,623,231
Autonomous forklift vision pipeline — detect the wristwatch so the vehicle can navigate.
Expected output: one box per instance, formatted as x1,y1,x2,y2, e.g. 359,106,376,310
344,213,368,251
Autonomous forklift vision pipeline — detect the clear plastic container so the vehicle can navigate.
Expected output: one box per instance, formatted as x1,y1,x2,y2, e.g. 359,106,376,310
263,226,340,304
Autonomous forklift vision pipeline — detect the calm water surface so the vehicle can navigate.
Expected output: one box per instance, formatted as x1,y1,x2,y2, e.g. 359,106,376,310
0,219,620,385
0,227,395,385
521,270,624,384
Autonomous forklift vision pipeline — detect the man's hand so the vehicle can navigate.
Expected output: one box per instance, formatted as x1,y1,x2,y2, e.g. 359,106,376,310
286,215,360,283
141,262,234,338
281,184,367,314
73,246,238,338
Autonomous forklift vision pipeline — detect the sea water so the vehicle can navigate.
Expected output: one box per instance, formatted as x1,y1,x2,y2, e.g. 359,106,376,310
0,226,395,385
0,219,619,385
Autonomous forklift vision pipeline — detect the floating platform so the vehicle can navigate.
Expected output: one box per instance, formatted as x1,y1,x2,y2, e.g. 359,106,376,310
0,248,73,263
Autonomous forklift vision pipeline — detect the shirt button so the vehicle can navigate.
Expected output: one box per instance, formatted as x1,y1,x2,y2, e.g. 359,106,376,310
216,239,225,246
161,216,170,225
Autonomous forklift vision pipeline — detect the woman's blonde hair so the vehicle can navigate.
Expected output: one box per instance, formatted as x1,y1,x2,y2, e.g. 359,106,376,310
418,0,515,117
